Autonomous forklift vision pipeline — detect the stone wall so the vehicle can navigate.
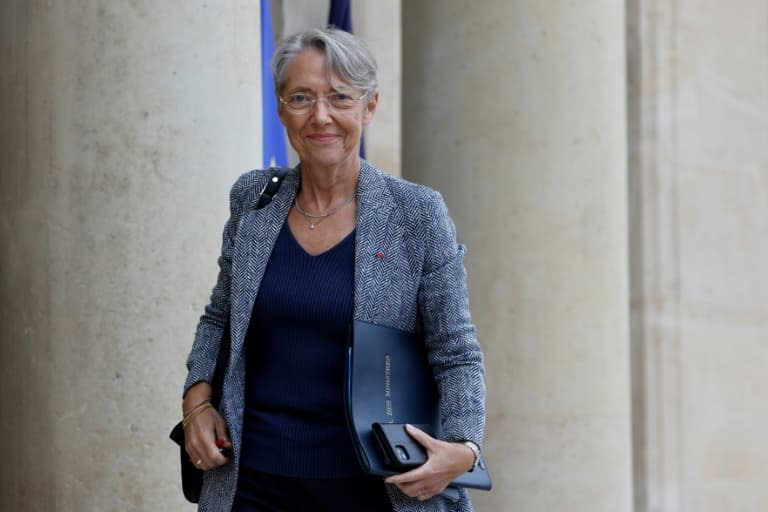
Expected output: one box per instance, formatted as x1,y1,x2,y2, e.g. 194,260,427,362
628,0,768,510
402,2,632,511
0,1,264,509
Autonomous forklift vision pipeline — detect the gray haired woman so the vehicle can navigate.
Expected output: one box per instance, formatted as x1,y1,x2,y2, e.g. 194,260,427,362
181,27,486,512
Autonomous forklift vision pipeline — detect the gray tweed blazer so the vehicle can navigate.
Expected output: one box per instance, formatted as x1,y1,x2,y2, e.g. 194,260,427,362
184,160,486,512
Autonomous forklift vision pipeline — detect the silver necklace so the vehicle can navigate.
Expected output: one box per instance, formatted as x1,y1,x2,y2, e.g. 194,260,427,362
294,193,356,230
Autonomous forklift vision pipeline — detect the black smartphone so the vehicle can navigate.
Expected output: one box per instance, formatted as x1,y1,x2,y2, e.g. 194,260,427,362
371,423,430,470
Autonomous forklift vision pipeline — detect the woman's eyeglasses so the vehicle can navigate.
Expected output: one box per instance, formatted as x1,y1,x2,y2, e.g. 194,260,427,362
279,91,368,113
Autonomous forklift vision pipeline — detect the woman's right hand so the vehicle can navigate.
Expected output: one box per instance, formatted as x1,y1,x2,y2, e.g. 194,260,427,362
182,382,233,471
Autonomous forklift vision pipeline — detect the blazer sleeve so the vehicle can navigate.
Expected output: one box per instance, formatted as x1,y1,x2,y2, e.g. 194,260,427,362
182,173,252,397
417,191,487,449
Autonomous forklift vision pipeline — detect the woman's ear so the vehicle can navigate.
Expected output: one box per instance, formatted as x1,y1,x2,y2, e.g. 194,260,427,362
362,90,379,126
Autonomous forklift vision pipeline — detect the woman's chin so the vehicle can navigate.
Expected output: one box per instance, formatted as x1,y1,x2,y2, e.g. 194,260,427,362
301,150,358,169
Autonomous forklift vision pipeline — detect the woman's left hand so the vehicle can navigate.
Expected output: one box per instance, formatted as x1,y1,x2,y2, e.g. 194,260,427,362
384,424,475,501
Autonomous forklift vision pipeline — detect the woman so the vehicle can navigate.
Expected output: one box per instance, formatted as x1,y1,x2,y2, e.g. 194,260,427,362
181,27,486,512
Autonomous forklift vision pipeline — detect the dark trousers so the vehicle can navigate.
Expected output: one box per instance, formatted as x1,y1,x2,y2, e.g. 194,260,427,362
232,469,394,512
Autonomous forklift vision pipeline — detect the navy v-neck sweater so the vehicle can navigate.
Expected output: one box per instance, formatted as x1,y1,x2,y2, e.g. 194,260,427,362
239,223,361,478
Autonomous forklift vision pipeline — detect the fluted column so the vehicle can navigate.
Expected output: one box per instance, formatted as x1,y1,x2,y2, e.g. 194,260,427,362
1,1,265,509
628,1,768,510
403,2,632,511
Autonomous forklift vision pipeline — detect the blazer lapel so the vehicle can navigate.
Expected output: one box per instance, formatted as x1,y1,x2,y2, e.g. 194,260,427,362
229,170,299,359
353,161,398,323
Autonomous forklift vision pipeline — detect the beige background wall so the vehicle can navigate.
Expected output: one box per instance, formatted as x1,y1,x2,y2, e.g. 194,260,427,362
402,2,632,511
628,0,768,510
0,1,263,510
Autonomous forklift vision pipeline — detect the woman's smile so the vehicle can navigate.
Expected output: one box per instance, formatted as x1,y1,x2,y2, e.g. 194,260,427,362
306,132,341,143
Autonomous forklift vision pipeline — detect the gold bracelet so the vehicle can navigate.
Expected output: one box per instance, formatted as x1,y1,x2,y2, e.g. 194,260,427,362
182,403,212,429
182,397,212,417
183,400,211,421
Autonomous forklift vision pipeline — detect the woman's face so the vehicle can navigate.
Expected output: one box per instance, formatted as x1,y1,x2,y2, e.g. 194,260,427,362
278,48,378,170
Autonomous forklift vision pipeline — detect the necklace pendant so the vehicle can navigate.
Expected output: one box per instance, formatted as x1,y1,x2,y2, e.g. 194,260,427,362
309,223,316,230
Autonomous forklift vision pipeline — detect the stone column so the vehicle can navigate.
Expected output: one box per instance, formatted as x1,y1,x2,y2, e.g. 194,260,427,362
351,1,402,175
1,1,265,510
628,1,768,510
403,2,632,511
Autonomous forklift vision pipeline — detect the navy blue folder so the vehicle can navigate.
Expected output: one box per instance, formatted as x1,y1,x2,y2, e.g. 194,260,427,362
345,320,492,492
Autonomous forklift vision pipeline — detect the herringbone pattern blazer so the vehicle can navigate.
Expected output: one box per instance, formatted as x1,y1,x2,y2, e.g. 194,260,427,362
184,161,486,512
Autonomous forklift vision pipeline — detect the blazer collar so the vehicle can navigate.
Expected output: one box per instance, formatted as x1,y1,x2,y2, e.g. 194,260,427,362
353,160,398,320
356,159,395,224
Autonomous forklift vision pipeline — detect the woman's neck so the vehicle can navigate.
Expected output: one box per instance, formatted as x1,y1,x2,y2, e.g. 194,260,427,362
298,158,360,210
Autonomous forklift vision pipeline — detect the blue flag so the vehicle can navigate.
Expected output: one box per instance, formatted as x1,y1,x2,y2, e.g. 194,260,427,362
328,0,352,31
328,0,365,159
261,0,288,168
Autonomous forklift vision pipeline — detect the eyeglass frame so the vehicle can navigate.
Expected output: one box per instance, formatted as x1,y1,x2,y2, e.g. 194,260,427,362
278,89,370,114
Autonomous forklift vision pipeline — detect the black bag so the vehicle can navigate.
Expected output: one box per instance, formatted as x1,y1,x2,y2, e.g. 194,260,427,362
169,168,288,503
169,316,230,502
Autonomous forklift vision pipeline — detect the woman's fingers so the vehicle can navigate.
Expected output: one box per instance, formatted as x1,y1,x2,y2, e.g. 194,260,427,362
385,452,444,500
385,425,475,501
214,415,233,458
403,424,435,451
385,465,446,501
184,408,231,470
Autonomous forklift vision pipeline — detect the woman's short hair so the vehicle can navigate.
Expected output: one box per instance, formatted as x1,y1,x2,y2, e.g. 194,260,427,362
272,27,378,97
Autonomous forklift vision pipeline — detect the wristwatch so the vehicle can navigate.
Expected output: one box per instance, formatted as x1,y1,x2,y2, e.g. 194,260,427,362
462,441,481,470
